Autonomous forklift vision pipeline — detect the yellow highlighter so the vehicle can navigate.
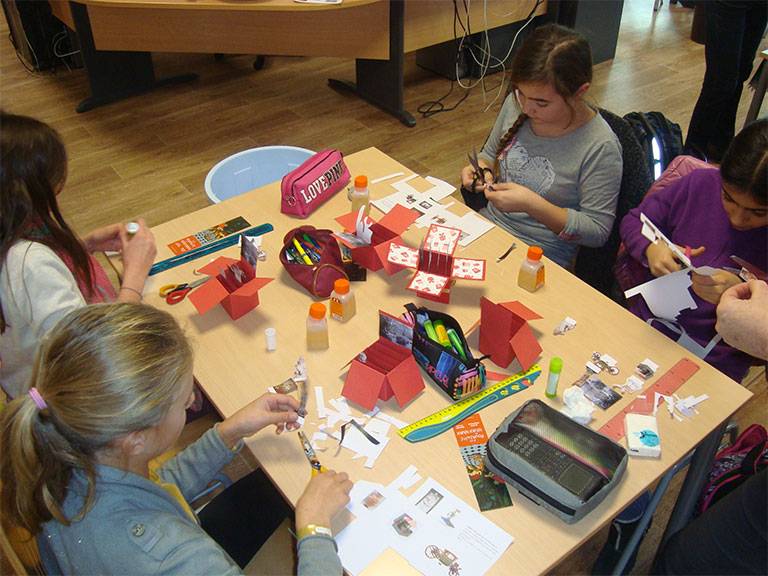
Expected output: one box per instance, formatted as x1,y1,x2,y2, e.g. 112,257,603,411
299,431,326,476
293,238,313,265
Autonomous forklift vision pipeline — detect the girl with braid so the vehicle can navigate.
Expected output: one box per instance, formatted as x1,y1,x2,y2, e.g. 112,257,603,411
461,24,622,268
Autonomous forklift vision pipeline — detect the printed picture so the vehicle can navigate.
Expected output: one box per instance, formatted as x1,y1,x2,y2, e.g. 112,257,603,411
416,488,444,514
580,375,622,410
379,311,413,349
271,379,297,394
392,513,417,537
362,489,385,510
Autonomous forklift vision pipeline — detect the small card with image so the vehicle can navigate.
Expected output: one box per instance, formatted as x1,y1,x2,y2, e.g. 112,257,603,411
580,375,622,410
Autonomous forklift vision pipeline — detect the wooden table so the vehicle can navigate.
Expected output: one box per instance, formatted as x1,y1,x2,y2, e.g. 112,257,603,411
50,0,547,123
142,147,751,575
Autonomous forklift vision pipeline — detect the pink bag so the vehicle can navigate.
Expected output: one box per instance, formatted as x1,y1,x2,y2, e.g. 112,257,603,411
280,149,350,218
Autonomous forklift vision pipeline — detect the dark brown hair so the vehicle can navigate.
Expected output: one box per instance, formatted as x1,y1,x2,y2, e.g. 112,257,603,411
495,24,593,167
720,118,768,206
0,111,94,332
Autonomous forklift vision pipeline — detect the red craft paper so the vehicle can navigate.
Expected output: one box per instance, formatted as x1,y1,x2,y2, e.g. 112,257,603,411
508,322,542,372
478,297,541,369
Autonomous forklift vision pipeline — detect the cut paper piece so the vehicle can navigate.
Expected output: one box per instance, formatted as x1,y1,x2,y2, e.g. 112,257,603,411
329,397,352,416
370,171,405,184
375,412,408,429
340,420,390,468
334,204,418,273
624,269,697,319
554,316,577,335
315,386,326,419
387,223,486,303
478,298,542,371
389,465,420,491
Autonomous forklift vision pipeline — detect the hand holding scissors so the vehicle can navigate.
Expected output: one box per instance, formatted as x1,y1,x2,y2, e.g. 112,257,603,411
466,146,495,193
159,276,211,304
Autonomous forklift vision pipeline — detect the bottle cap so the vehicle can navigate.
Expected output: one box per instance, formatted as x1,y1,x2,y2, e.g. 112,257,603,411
333,278,350,294
549,357,563,374
309,302,326,319
354,175,368,188
527,246,543,261
126,221,140,236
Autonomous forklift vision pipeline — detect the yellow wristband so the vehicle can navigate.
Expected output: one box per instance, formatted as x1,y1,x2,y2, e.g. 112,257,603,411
297,524,332,540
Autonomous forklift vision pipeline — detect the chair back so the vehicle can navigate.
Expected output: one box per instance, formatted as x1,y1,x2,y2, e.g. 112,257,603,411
574,109,654,300
204,146,315,204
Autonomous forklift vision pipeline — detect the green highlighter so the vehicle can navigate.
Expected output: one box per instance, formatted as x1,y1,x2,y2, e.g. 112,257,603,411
446,328,468,362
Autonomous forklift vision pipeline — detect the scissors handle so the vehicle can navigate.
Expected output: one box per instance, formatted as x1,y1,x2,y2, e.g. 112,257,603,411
166,287,192,304
159,283,182,297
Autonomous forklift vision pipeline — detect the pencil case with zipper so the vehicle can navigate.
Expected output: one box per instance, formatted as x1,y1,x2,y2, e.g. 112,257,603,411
484,399,628,523
404,303,486,401
279,226,347,299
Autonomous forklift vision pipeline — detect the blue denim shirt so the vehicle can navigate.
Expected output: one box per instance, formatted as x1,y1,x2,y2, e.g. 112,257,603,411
40,425,341,575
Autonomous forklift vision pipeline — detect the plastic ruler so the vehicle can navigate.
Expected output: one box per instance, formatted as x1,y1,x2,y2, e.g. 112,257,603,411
397,364,542,443
599,357,700,442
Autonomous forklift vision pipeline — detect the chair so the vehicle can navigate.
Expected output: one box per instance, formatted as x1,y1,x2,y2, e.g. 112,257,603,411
204,146,315,204
573,108,654,302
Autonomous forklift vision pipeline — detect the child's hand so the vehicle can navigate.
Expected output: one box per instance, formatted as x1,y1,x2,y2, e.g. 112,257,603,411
461,160,494,191
119,218,157,282
645,242,705,277
295,470,353,531
83,224,123,253
692,269,743,304
484,182,535,212
217,393,300,447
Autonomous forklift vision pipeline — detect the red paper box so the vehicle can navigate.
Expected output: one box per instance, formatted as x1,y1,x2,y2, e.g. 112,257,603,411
188,256,273,320
342,311,424,411
386,223,486,303
478,297,542,371
334,204,418,274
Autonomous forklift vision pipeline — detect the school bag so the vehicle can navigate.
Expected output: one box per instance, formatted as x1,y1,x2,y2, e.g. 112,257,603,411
623,111,683,180
695,423,768,517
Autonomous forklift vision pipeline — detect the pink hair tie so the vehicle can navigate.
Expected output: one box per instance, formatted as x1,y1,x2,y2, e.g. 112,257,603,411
28,387,47,411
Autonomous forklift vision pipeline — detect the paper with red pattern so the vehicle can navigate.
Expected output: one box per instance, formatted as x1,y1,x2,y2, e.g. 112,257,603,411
387,243,420,268
407,271,450,296
452,258,486,281
424,225,461,255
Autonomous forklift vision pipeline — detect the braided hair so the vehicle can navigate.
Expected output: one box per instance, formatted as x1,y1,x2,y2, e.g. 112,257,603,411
494,24,593,175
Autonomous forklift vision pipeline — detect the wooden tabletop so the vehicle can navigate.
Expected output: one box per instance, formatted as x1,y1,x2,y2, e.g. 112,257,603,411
142,147,751,575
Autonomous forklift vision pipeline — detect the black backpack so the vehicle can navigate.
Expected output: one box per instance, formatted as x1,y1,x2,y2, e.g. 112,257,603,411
623,111,683,180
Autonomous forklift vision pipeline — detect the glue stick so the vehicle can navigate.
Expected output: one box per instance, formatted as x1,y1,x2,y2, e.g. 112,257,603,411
546,357,563,399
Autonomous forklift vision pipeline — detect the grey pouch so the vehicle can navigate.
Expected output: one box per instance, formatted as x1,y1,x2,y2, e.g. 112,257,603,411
484,399,627,523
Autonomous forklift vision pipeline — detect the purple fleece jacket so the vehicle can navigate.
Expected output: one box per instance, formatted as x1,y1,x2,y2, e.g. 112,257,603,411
620,169,767,382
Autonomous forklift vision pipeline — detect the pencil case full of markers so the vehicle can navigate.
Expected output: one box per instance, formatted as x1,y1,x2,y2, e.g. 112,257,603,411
279,226,348,299
404,303,486,401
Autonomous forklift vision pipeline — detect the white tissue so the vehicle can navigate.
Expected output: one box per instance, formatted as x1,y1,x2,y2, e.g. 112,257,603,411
560,386,596,424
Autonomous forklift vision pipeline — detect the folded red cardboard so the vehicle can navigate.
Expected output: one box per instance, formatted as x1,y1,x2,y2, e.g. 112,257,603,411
478,297,542,371
189,256,273,320
334,204,418,273
342,311,423,410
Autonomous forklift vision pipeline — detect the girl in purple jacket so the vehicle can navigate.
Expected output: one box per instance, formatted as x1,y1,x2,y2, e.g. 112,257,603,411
620,119,767,382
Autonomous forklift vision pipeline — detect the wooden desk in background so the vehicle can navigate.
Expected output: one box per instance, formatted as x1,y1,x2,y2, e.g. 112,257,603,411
138,147,752,575
49,0,547,123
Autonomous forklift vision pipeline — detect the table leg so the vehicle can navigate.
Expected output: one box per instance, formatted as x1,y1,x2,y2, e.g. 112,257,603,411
744,60,767,128
652,420,728,566
69,1,197,113
327,0,416,127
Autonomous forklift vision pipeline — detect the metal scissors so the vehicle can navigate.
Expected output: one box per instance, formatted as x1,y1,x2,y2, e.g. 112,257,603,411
298,431,326,477
730,255,768,282
467,146,495,193
159,276,211,304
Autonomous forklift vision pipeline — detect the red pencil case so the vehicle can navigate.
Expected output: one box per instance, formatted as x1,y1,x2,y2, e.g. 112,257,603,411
280,149,350,218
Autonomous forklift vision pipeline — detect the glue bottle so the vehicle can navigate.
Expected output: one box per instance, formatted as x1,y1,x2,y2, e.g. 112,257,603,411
518,246,545,292
546,357,563,399
306,302,329,350
330,278,356,322
348,175,370,215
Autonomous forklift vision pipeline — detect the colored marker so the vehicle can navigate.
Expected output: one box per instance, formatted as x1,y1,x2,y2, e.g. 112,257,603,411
423,319,439,342
293,238,313,265
446,328,468,362
433,320,452,348
303,234,324,253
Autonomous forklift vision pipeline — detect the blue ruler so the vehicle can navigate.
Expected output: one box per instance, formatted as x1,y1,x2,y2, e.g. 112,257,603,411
149,223,273,276
397,365,541,443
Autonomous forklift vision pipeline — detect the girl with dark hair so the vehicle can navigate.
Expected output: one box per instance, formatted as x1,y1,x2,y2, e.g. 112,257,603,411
0,111,157,399
461,24,623,268
620,118,768,382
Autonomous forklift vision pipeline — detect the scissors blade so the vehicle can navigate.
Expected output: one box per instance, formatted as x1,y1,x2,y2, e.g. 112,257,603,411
730,255,768,281
467,145,481,172
298,431,324,474
188,276,212,289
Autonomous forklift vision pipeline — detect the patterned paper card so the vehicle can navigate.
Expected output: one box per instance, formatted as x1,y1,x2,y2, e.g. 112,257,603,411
387,243,420,268
407,271,450,296
452,258,486,281
424,224,461,255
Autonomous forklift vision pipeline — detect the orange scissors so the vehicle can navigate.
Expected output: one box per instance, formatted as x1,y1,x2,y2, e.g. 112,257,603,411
159,276,211,304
